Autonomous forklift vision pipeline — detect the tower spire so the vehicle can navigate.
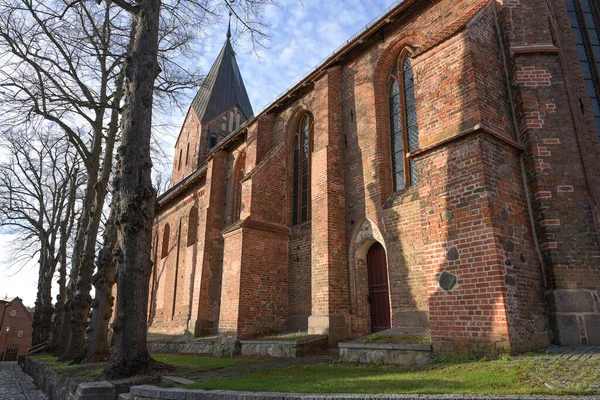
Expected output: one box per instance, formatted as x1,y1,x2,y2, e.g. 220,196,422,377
226,10,232,40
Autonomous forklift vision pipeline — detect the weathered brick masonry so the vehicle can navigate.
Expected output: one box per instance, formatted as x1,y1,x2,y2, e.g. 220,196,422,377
149,0,600,353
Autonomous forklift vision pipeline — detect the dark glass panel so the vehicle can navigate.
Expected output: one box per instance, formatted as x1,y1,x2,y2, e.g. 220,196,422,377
392,132,404,153
593,45,600,59
407,125,419,152
585,12,597,28
595,116,600,135
586,79,598,98
395,172,405,191
567,0,576,10
574,28,584,44
582,0,592,12
293,138,300,225
409,159,418,186
569,11,581,27
582,61,593,78
592,97,600,116
578,44,589,61
589,29,600,44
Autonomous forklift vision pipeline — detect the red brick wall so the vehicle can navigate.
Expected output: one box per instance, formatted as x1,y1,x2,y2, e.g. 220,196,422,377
152,0,600,351
0,299,33,360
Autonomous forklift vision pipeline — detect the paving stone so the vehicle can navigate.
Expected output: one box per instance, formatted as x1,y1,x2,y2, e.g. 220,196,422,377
0,362,48,400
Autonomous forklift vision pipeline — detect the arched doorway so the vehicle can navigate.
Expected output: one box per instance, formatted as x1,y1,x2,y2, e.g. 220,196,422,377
367,242,391,332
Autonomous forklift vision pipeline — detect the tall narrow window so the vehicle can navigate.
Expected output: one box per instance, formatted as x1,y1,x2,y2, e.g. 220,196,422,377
292,113,313,225
178,149,183,171
567,0,600,136
233,152,246,222
389,52,419,191
187,206,198,247
161,223,170,258
185,143,190,165
209,133,218,148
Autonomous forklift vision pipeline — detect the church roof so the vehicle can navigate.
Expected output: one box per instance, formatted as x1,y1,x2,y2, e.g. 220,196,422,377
189,37,254,123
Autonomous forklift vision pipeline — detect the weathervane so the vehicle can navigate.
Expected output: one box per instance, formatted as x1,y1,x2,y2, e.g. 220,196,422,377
226,0,233,40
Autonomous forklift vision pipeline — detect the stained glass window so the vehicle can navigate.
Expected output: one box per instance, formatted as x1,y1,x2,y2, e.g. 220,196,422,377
389,52,419,191
566,0,600,136
292,114,313,224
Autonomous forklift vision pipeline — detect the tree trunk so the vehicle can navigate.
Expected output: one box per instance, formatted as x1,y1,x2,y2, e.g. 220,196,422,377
54,207,88,357
80,205,117,363
102,0,161,379
78,70,123,363
51,169,78,350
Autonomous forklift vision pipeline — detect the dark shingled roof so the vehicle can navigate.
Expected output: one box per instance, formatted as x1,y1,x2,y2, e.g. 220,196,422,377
190,38,253,123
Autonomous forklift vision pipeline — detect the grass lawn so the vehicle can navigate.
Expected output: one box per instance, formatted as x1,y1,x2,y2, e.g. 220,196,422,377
151,353,252,378
31,353,252,381
182,359,584,396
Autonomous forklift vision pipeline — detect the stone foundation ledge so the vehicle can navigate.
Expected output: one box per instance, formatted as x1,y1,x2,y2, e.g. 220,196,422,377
19,356,148,400
147,340,216,355
240,335,328,358
127,385,585,400
338,342,432,365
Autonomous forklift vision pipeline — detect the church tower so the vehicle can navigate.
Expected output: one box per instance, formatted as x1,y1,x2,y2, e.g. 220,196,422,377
171,27,253,185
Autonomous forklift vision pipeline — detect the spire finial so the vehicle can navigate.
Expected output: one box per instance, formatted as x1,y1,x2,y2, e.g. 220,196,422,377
226,0,232,40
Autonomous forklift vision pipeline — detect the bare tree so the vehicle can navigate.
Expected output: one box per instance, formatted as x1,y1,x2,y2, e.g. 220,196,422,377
0,127,83,346
101,0,273,379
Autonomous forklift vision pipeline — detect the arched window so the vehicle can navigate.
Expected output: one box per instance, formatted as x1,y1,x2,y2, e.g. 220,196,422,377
292,113,313,225
187,206,198,247
161,223,170,258
389,52,419,191
221,115,227,131
233,152,246,222
209,133,218,148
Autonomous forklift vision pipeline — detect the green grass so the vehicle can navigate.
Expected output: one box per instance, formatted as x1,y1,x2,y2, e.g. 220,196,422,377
355,334,432,345
31,355,104,380
31,353,252,381
260,332,310,341
181,360,583,395
151,353,252,378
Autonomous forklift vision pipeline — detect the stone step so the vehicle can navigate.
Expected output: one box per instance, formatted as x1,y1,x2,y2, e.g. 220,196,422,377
118,394,133,400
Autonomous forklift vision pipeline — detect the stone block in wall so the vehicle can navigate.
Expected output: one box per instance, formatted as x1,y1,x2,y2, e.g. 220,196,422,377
392,311,430,328
550,314,581,346
585,315,600,346
547,291,595,313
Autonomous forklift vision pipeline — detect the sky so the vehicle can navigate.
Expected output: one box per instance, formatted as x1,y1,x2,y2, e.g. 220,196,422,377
0,0,401,307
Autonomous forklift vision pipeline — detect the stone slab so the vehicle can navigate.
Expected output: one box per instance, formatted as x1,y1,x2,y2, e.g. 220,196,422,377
392,311,430,328
338,342,431,351
550,314,581,346
547,291,595,313
585,315,600,346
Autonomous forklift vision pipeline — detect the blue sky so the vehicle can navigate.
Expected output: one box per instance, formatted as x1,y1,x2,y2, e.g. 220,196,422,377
1,0,401,306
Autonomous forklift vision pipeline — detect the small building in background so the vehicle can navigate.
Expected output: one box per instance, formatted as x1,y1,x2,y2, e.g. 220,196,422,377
0,297,33,361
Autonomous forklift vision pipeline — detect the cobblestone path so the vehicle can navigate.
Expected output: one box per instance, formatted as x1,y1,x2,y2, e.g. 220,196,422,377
0,362,47,400
513,345,600,393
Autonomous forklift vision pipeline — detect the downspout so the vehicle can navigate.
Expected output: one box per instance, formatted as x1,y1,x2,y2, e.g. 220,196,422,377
492,3,549,288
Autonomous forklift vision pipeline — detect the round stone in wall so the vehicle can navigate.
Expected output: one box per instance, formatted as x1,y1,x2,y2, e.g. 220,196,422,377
439,270,458,291
446,246,459,261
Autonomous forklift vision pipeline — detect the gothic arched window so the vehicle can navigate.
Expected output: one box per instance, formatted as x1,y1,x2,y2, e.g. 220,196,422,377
161,223,170,258
292,113,314,225
187,206,198,247
233,152,246,223
389,51,419,191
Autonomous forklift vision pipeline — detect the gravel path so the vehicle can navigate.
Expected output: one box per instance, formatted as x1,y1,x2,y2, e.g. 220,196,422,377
0,362,47,400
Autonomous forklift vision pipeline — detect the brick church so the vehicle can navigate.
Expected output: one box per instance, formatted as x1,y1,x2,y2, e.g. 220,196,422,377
148,0,600,354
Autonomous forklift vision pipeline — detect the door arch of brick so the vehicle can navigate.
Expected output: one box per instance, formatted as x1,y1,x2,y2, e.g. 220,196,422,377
348,218,391,336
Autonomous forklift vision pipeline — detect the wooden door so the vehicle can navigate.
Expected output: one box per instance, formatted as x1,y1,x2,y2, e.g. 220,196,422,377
5,345,18,361
367,242,391,333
